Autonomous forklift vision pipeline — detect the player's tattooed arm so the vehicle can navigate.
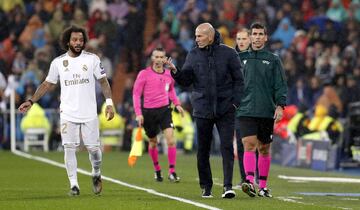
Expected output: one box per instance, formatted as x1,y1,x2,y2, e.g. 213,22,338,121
31,81,56,103
98,77,112,99
18,81,55,113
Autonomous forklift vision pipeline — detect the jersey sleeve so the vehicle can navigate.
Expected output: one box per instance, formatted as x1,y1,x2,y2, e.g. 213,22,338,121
132,71,146,116
168,76,180,106
45,60,59,84
93,55,107,80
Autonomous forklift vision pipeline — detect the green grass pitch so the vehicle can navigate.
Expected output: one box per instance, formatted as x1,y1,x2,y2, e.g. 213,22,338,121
0,151,359,210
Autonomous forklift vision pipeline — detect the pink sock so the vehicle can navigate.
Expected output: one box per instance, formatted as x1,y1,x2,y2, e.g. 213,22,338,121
148,146,161,171
167,146,176,174
258,154,271,189
243,151,256,183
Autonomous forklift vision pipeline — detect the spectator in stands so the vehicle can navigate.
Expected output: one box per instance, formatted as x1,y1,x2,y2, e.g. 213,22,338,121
94,11,118,60
178,23,195,52
46,9,66,53
271,17,296,49
326,0,348,22
163,7,180,37
123,2,145,72
87,9,103,40
18,14,44,47
288,103,311,140
303,104,343,144
9,11,26,39
70,8,87,28
288,77,312,107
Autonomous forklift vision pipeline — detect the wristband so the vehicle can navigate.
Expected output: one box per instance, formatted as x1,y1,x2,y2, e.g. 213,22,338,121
28,99,34,105
105,98,113,106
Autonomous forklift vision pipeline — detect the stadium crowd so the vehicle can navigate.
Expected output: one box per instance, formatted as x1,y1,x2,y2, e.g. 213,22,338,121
0,0,360,161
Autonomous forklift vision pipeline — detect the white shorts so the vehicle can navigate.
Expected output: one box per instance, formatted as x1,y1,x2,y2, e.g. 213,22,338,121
60,118,100,146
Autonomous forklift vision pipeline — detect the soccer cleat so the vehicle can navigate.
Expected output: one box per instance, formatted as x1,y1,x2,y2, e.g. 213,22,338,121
201,188,213,198
92,175,102,195
241,181,256,197
68,186,80,196
258,188,273,198
222,187,236,199
154,170,163,182
168,172,180,183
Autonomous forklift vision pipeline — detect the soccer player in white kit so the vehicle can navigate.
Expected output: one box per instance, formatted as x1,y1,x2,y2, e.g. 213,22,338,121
18,25,115,196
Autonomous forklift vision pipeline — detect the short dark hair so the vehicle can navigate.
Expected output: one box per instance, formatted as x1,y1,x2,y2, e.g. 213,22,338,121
60,25,88,50
154,47,165,53
250,22,267,35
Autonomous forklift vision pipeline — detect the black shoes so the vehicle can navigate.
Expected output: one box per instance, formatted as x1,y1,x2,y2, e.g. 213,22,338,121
154,170,163,182
201,188,213,198
222,187,236,199
68,186,80,196
92,175,102,195
168,172,180,183
258,188,273,198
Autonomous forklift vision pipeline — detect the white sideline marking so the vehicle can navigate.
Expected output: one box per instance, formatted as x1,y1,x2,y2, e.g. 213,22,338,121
13,150,221,210
214,180,350,209
278,175,360,183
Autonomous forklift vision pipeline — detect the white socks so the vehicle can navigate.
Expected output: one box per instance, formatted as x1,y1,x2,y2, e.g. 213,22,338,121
64,144,102,189
87,145,102,176
64,144,78,188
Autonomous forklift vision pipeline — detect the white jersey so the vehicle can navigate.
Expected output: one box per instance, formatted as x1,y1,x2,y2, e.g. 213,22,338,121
46,51,106,123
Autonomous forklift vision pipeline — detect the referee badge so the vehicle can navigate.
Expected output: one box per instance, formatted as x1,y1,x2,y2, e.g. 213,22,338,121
82,64,88,71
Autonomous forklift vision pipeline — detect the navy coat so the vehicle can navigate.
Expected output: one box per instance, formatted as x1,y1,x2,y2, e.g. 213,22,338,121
172,31,244,119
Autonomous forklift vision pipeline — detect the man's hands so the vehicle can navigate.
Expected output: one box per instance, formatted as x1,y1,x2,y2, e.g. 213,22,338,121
105,105,115,121
136,115,144,127
164,57,177,73
18,100,33,113
273,106,284,123
175,105,184,117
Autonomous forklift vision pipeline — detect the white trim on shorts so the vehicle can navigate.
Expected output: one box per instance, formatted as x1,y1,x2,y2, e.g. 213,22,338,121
60,118,100,146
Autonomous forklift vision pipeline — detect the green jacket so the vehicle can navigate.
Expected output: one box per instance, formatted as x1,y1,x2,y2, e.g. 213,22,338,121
236,48,287,118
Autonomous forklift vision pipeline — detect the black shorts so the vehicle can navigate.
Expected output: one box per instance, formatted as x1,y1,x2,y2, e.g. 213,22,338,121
237,116,274,144
142,105,174,138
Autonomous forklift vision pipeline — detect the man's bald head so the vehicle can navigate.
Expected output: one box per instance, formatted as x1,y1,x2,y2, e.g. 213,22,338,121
195,23,215,48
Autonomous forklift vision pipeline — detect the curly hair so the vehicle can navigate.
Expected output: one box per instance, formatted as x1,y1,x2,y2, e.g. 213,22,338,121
59,25,88,51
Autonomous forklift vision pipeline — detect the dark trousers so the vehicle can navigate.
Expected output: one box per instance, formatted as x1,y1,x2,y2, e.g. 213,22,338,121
235,118,246,181
195,110,234,190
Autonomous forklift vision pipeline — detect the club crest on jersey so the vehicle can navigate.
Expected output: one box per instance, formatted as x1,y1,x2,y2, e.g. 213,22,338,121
100,62,104,69
82,64,88,71
63,60,68,67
